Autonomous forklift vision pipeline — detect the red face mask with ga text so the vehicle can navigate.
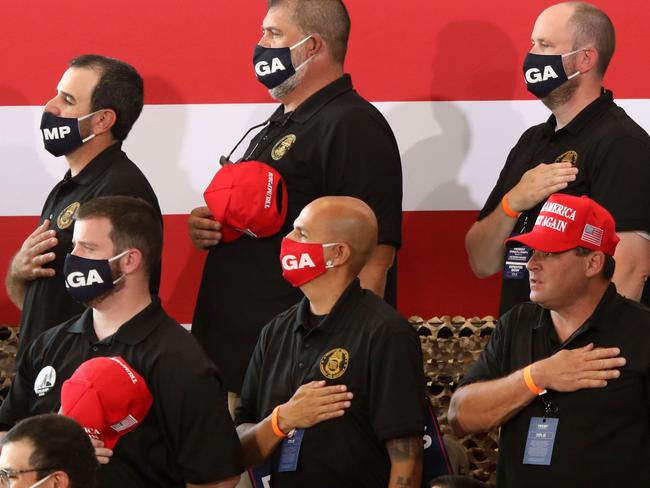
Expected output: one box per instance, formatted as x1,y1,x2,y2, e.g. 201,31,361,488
279,237,337,287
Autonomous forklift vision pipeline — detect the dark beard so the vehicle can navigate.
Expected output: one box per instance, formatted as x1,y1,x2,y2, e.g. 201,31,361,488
541,56,580,111
541,76,580,110
86,261,124,308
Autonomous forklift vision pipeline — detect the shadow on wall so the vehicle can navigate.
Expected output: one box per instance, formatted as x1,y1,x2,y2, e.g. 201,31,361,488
389,20,523,212
124,75,205,323
394,20,523,317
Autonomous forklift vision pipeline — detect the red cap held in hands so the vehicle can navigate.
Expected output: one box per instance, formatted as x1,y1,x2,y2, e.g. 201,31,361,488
61,357,153,449
204,160,288,243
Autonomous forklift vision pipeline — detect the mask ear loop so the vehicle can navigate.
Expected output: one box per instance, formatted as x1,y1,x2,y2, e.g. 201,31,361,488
562,48,586,80
322,243,340,269
78,109,104,143
108,249,131,285
290,35,314,72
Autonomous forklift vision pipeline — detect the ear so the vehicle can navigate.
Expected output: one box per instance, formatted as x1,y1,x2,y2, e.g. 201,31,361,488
91,108,117,136
584,250,605,278
51,470,70,487
576,47,598,75
327,243,351,268
305,33,324,57
119,248,144,274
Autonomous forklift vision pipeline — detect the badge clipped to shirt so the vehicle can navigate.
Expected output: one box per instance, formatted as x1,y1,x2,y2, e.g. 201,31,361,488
504,243,531,280
523,416,559,465
277,428,305,472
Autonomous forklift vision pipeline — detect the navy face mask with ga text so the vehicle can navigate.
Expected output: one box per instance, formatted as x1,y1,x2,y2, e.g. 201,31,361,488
63,251,127,303
523,49,582,98
253,35,312,89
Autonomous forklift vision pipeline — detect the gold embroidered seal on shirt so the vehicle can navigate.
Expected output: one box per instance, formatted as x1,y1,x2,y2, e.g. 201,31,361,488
554,150,578,167
319,348,349,379
57,202,80,230
271,134,296,161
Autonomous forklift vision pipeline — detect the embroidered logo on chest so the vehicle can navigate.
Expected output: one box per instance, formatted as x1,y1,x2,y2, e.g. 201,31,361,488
554,150,578,167
319,348,350,379
271,134,296,161
57,201,80,230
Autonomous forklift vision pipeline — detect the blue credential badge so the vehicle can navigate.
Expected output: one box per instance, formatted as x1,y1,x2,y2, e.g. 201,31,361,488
504,244,531,279
523,417,559,466
277,428,305,472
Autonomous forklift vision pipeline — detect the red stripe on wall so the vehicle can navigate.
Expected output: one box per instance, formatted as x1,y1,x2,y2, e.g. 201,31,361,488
0,212,501,327
1,0,648,105
397,211,501,319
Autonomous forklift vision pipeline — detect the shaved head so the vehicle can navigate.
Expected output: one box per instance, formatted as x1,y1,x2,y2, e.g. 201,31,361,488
293,196,377,274
539,2,615,77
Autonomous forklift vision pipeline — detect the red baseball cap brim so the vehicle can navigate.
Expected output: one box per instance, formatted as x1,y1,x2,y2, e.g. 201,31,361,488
505,232,577,253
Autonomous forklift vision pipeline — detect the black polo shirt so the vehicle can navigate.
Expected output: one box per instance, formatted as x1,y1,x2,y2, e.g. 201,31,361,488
477,90,650,315
235,279,425,487
192,74,403,392
459,285,650,488
17,142,162,360
0,298,243,487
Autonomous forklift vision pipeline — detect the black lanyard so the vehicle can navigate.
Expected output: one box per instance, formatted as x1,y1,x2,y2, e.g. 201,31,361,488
221,118,271,165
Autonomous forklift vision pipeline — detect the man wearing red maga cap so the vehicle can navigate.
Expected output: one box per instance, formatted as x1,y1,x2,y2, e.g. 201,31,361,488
0,196,243,488
449,194,650,487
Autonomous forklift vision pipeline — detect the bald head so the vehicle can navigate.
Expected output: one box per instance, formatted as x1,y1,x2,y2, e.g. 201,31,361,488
539,2,615,76
293,196,378,273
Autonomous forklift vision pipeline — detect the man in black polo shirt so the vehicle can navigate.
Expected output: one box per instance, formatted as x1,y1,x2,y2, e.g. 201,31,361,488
188,0,402,400
236,196,424,487
0,197,242,488
450,194,650,488
5,54,161,360
465,2,650,316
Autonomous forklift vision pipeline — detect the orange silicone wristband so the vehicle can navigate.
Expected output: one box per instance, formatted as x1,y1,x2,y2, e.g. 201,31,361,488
524,365,546,395
501,194,521,218
271,405,287,438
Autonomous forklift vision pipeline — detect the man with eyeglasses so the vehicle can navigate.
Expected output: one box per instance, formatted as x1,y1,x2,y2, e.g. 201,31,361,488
0,413,98,488
449,194,650,487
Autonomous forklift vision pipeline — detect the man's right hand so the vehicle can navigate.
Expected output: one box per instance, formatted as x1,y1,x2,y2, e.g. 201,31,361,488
533,343,626,392
277,380,353,433
507,162,578,212
10,220,58,282
188,206,222,250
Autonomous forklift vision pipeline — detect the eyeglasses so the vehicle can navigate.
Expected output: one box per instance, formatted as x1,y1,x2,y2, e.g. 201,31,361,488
0,467,57,487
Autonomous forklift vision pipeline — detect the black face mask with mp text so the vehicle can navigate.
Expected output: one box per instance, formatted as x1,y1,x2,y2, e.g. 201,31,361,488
40,110,99,157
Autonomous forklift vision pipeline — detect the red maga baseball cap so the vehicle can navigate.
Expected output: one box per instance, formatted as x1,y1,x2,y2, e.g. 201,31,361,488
506,194,619,255
61,357,153,449
203,160,288,243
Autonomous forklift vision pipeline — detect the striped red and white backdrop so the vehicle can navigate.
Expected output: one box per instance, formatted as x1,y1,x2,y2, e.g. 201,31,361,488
1,1,649,325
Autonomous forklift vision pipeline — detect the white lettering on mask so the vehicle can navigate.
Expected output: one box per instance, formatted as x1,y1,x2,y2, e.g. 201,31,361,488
282,253,316,270
525,65,559,83
65,269,104,288
255,57,287,76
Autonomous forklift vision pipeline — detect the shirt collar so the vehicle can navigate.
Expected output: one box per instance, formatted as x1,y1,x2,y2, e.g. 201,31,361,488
66,296,167,345
62,142,124,186
293,278,363,334
543,88,614,137
272,74,354,126
532,282,618,335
